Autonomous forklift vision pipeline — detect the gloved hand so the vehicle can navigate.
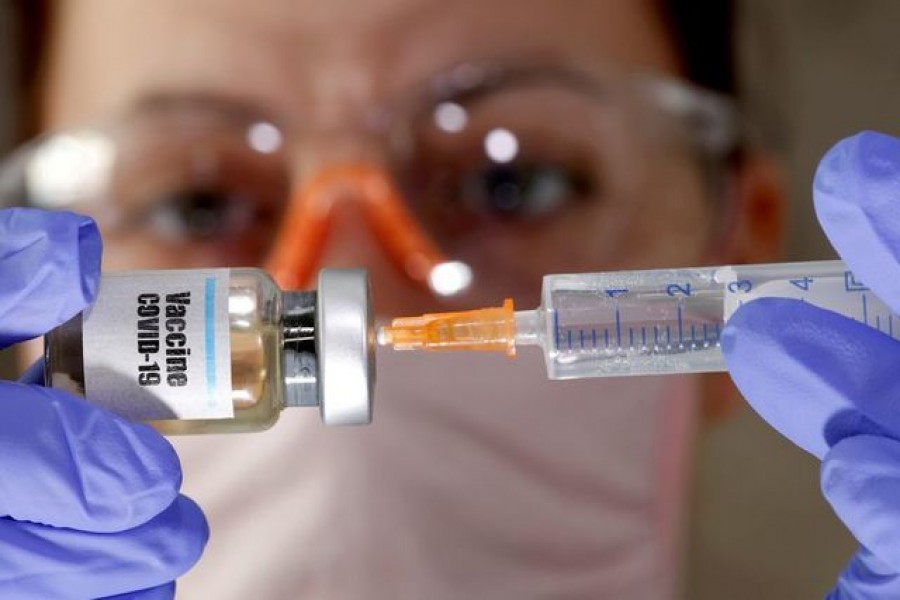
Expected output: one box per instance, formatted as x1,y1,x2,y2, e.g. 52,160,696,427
723,131,900,598
0,208,208,599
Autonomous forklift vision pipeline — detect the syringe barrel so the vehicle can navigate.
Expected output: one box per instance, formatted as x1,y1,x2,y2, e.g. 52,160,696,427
537,259,896,379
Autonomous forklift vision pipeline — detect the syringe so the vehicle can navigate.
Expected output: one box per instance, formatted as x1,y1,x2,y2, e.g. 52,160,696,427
378,260,899,379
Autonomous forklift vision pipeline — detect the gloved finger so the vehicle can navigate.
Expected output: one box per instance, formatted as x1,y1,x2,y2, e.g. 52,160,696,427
722,298,900,459
822,435,900,572
827,547,900,600
0,381,181,532
100,582,175,600
0,208,101,348
0,495,207,600
814,131,900,313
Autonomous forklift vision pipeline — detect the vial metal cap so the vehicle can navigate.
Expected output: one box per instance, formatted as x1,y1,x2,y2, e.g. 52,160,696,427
316,269,375,425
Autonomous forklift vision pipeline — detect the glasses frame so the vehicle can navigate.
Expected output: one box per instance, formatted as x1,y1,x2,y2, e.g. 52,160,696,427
0,61,746,298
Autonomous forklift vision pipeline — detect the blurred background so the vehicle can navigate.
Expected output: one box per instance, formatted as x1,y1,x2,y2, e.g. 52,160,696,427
2,1,899,598
692,1,900,598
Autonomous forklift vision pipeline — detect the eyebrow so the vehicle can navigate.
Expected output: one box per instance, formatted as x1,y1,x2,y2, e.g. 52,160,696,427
123,63,592,132
125,91,285,128
428,63,607,103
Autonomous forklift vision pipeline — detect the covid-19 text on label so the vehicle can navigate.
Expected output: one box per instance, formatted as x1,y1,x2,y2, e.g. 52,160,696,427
136,292,193,387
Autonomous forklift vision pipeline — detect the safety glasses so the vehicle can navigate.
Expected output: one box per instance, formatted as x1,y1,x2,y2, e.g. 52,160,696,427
0,63,742,305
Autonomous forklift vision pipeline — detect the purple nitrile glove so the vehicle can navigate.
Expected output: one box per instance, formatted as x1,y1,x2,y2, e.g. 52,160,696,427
723,132,900,598
0,208,208,599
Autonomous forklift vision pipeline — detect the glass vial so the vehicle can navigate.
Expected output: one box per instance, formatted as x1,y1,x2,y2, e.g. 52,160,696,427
45,268,374,434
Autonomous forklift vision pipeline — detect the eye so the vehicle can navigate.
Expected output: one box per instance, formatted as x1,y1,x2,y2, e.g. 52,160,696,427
405,153,600,234
402,82,613,233
107,128,291,246
144,186,267,241
459,160,595,220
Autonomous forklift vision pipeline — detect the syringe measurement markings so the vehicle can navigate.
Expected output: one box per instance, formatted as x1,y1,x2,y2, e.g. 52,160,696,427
553,311,561,351
615,307,622,347
555,318,725,356
555,283,735,354
862,293,869,325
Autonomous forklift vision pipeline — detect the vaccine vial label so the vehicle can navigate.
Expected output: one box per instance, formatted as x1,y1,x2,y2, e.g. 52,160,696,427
81,269,234,420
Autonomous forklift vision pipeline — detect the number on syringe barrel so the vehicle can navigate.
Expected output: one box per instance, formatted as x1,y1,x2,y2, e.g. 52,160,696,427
723,268,900,340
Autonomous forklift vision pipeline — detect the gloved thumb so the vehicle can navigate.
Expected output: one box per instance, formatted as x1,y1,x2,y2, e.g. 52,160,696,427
722,297,900,459
0,208,101,347
822,435,900,573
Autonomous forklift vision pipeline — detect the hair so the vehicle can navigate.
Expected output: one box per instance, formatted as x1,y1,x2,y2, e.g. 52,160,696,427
661,0,735,96
7,0,736,143
8,0,51,146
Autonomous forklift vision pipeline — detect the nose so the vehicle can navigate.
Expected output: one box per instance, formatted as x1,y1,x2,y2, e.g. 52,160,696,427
314,187,428,316
265,162,471,305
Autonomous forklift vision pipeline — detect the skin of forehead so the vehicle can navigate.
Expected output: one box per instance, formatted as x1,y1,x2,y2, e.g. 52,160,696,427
43,0,682,130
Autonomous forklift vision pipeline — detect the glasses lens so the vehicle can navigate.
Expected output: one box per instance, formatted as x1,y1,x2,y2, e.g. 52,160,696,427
3,103,291,270
395,74,730,305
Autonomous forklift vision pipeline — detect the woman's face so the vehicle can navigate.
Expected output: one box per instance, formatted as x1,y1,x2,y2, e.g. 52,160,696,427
41,0,744,314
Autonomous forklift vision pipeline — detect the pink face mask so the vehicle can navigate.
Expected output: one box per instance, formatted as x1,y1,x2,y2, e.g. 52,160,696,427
171,348,700,599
